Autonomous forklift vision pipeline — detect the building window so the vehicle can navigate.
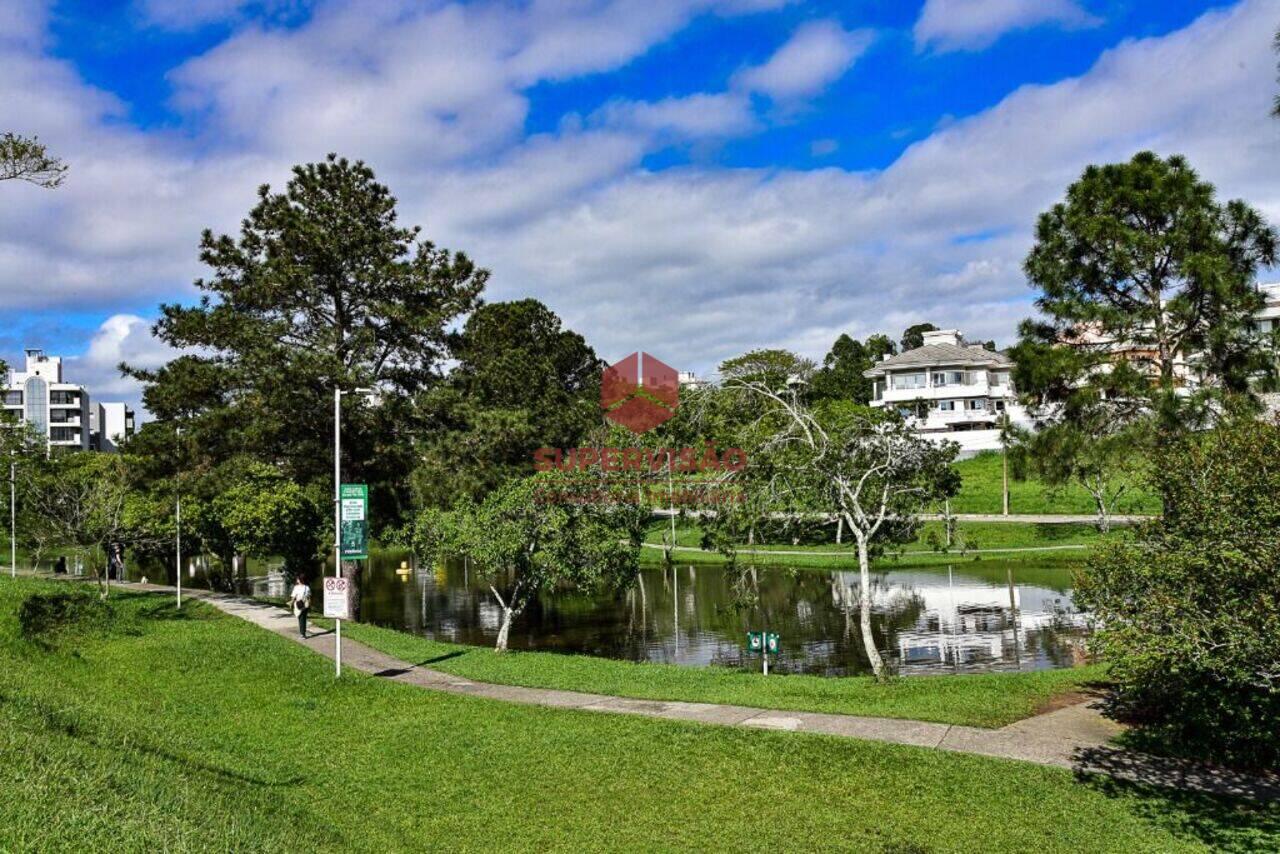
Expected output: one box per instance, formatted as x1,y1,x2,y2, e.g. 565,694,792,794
49,390,80,406
24,377,47,437
50,426,80,442
966,399,986,411
994,400,1006,411
931,370,971,387
892,373,926,390
937,400,955,411
990,372,1006,386
2,391,20,406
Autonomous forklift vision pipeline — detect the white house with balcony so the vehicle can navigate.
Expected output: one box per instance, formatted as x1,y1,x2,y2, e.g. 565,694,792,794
864,329,1029,455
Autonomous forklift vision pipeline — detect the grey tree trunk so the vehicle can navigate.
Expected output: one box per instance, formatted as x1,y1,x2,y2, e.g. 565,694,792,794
855,536,887,680
495,606,514,652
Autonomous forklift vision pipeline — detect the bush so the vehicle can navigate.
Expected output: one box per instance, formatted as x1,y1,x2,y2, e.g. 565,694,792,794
18,590,119,648
1077,415,1280,767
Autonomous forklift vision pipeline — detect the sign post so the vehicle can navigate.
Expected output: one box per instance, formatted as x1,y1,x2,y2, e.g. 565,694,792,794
746,630,779,675
340,484,369,560
334,483,368,677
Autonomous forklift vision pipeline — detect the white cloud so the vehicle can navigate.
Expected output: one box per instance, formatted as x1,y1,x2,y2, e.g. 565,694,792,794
810,138,838,156
63,314,177,413
915,0,1101,53
733,19,873,100
591,93,759,140
136,0,310,31
4,0,1280,411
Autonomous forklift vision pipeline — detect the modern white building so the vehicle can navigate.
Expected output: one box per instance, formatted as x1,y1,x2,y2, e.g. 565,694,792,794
3,349,92,450
864,329,1030,455
678,370,708,390
92,402,136,452
3,349,134,452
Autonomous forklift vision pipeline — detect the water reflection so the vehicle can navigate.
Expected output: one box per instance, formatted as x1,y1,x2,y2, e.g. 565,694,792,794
269,553,1088,678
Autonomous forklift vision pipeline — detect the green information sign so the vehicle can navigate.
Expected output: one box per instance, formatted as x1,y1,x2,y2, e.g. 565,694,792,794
340,483,369,560
745,631,779,655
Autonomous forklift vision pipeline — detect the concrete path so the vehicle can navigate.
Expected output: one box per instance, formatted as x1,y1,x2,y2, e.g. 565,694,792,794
177,586,1277,800
15,573,1276,800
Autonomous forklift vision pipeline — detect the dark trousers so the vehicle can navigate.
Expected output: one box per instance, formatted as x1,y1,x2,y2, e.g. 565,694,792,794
297,606,309,637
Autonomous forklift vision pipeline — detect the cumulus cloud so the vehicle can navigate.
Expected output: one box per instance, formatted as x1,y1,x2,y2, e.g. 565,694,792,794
733,19,873,100
62,314,177,412
914,0,1101,53
3,0,1280,415
591,93,759,141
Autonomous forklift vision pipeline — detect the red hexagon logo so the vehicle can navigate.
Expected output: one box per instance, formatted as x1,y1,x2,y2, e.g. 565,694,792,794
601,352,679,433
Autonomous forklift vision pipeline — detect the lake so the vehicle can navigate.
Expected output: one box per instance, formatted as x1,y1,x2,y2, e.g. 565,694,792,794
257,552,1090,677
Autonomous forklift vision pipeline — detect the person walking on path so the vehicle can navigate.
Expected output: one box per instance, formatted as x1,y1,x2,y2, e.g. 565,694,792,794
290,575,312,638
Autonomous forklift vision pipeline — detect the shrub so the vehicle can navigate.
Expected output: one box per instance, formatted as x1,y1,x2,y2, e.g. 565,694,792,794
1077,415,1280,766
18,590,119,648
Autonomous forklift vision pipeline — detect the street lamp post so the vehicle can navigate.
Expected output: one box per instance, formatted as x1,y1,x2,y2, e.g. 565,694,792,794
9,451,15,579
333,387,375,678
175,426,183,608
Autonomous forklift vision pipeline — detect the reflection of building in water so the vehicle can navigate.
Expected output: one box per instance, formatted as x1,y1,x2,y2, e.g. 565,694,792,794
831,569,1084,674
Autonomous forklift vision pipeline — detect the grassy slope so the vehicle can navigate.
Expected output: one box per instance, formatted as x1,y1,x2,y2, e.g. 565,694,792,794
950,451,1160,515
3,578,1275,853
335,618,1101,728
641,519,1108,568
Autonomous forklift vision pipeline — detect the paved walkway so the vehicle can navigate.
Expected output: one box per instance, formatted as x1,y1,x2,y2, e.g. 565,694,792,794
16,573,1277,799
173,586,1275,800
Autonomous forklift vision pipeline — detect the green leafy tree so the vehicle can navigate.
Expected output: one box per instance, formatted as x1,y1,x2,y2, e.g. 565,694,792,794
716,374,959,680
0,133,66,188
126,154,487,529
1078,415,1280,766
22,453,158,597
1021,151,1277,430
810,334,896,404
214,462,325,582
413,299,601,507
413,474,642,652
899,322,938,352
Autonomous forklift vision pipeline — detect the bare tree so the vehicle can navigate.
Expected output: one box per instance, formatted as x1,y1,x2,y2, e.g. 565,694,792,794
0,133,67,188
721,378,958,680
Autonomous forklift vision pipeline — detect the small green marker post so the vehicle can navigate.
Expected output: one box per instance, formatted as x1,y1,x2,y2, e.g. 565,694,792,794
746,631,779,675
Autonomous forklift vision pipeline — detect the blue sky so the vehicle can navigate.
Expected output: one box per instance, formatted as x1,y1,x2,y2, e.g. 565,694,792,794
1,0,1278,411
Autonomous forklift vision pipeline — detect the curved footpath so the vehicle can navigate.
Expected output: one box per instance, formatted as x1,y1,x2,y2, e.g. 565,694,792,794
24,574,1277,801
162,585,1274,801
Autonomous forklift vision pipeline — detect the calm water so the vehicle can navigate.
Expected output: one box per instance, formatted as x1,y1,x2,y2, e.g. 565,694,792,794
252,552,1089,677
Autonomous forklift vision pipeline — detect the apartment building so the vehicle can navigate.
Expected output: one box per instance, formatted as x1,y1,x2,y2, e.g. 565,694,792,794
3,349,134,452
864,329,1029,454
92,401,137,452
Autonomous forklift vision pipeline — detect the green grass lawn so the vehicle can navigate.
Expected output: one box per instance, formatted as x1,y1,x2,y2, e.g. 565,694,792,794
641,519,1109,568
334,618,1101,728
950,451,1161,515
3,577,1276,852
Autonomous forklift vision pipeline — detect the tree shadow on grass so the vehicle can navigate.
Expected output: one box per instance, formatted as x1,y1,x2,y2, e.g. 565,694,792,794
1078,772,1280,853
3,687,305,789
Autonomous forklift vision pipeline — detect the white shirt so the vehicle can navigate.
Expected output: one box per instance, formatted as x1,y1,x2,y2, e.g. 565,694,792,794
290,582,311,612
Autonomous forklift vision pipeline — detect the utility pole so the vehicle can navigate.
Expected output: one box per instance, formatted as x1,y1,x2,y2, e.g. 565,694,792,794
175,426,182,608
333,387,342,678
332,385,376,679
9,452,15,578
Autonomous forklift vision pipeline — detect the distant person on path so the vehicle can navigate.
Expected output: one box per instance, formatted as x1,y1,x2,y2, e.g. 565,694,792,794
290,575,312,638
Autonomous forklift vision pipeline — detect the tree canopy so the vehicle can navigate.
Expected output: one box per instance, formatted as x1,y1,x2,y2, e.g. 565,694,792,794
1019,151,1277,429
412,299,601,508
0,133,66,188
127,154,487,530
